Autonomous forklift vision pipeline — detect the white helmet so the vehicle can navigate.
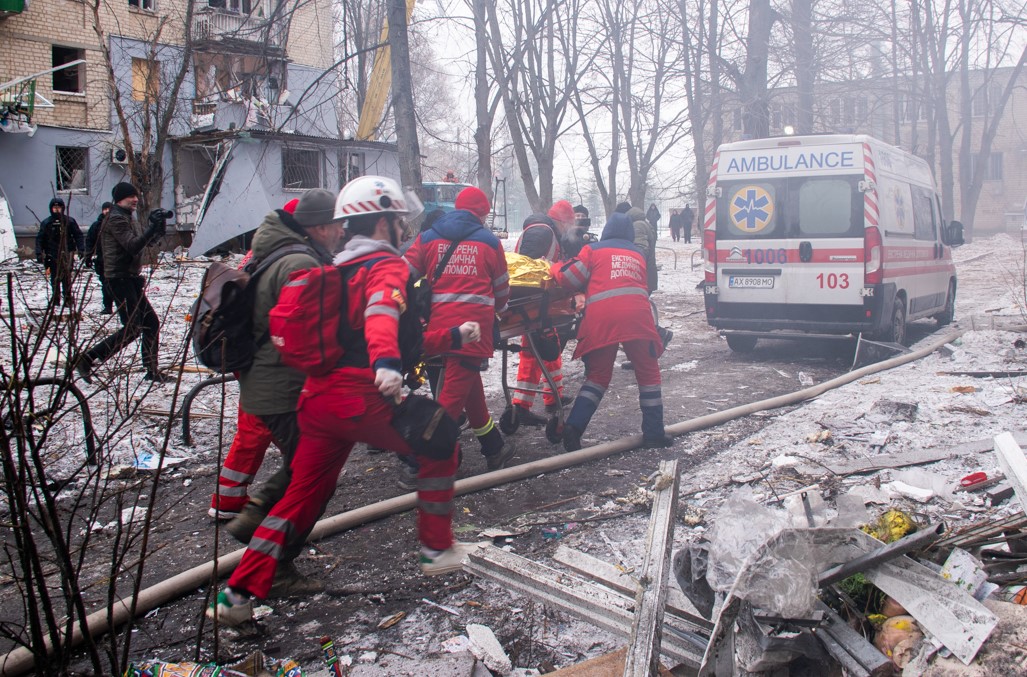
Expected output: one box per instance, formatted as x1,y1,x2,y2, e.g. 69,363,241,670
334,175,424,222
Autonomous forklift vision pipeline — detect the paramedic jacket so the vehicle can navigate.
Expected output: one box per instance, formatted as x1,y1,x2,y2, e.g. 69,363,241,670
404,209,510,359
550,212,663,360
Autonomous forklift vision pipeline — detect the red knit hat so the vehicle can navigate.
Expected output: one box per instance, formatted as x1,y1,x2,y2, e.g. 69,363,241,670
455,186,490,219
548,200,574,224
282,198,300,214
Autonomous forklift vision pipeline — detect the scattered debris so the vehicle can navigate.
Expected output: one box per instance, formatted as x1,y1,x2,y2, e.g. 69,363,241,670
466,623,513,673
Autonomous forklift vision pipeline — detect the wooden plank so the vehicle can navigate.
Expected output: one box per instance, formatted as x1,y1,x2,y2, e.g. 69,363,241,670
623,460,679,677
994,432,1027,514
818,431,1027,476
547,648,674,676
553,546,713,631
464,545,702,668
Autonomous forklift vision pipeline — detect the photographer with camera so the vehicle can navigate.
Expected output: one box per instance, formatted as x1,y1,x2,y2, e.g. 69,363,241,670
75,182,169,384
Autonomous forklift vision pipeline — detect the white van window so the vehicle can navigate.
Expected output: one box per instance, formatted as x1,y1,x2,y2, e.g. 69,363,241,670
717,176,862,240
798,179,853,236
911,185,937,241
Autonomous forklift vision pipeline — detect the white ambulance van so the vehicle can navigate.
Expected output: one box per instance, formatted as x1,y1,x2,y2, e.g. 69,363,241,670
702,134,963,351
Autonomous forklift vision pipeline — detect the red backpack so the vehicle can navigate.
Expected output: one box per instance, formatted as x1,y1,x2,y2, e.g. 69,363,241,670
268,266,346,376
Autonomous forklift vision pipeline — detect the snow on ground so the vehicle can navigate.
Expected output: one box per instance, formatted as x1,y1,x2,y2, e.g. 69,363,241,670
3,230,1027,672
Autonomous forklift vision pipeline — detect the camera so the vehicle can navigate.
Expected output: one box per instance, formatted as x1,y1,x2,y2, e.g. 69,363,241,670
150,209,174,220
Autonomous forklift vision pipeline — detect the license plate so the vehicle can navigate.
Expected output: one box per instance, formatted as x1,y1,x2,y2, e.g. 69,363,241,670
728,276,774,289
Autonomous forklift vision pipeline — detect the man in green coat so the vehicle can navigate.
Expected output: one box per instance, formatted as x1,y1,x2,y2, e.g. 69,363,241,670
226,188,344,596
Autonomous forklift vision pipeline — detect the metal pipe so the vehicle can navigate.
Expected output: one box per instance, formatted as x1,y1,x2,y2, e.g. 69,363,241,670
819,523,947,587
0,329,963,675
180,373,236,445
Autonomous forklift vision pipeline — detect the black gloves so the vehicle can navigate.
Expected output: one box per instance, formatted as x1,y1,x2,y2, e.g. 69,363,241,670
146,209,168,242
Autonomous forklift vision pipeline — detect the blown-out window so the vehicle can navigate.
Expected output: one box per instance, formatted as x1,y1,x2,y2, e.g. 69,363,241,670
283,147,322,190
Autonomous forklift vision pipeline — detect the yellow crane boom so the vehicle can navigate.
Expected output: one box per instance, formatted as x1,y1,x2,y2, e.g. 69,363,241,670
355,0,417,141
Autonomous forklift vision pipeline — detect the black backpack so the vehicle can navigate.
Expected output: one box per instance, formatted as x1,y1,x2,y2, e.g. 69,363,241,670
190,244,312,373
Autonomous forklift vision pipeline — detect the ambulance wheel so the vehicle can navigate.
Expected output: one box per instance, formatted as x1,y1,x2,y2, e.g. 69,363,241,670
935,281,956,326
499,406,520,434
726,334,758,353
888,298,907,345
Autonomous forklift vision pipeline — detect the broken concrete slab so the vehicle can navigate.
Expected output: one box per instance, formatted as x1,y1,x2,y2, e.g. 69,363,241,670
993,432,1027,514
910,599,1027,676
466,624,512,674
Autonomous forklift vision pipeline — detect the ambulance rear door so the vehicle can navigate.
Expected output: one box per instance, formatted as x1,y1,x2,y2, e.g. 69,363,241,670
715,144,866,325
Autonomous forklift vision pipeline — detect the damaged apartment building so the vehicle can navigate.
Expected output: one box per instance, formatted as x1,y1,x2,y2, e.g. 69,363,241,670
0,0,398,256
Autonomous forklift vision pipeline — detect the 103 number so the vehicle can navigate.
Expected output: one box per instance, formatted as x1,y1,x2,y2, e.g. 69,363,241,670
816,272,850,289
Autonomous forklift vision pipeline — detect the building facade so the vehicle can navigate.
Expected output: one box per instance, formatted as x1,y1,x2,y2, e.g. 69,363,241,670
1,0,399,254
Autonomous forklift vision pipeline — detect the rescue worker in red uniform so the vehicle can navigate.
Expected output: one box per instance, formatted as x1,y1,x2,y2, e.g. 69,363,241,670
550,212,675,452
507,200,581,430
210,177,482,626
405,186,514,471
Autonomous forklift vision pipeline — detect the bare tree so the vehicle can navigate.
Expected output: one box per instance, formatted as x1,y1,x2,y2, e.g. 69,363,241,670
89,0,197,218
485,0,589,211
388,0,425,194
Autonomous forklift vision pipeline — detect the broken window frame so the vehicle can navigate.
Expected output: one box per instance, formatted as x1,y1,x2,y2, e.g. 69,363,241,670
52,46,84,94
132,57,160,102
337,151,364,189
282,146,323,191
56,146,89,194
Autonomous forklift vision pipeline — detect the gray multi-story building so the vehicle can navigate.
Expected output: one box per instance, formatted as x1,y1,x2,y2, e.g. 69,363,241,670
0,0,399,255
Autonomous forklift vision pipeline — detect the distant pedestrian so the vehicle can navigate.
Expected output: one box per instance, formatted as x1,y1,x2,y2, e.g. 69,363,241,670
682,205,695,244
35,197,84,308
76,182,167,384
646,203,661,237
85,202,114,314
668,209,682,243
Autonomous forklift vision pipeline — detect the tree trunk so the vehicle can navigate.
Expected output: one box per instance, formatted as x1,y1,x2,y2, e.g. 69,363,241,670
791,0,814,134
387,0,423,196
471,0,494,200
740,0,773,139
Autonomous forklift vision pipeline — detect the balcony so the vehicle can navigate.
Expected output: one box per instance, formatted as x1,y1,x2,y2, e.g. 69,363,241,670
192,7,285,48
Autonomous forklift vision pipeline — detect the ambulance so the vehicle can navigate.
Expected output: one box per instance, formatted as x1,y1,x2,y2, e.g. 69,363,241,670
702,134,963,351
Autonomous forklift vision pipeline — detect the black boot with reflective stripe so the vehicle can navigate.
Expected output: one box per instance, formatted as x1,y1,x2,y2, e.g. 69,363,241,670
476,421,514,470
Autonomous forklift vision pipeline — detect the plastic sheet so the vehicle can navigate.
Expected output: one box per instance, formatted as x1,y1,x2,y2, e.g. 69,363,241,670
706,489,818,617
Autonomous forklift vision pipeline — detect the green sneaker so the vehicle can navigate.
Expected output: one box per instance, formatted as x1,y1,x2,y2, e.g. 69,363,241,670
206,589,253,627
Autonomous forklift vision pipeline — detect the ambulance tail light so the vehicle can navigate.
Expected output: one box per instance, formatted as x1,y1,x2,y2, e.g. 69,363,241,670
865,226,883,285
704,229,717,283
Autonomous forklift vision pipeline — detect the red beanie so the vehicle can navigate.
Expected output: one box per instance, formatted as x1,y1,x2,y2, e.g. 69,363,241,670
455,186,490,219
548,200,574,224
282,198,300,214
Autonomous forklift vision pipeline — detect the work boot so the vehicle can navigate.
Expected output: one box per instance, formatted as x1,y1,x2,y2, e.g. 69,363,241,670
397,459,418,491
74,354,94,385
658,326,674,350
226,503,267,545
643,434,675,449
511,404,548,427
562,424,583,452
266,561,325,598
620,361,634,370
100,307,113,315
478,423,515,470
206,588,253,627
420,541,486,576
144,371,170,384
640,392,671,448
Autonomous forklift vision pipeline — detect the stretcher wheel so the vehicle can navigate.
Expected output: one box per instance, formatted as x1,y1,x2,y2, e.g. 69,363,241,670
499,406,521,434
545,416,562,444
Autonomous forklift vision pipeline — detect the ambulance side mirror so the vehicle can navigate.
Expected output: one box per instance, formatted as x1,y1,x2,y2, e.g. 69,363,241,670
943,220,964,247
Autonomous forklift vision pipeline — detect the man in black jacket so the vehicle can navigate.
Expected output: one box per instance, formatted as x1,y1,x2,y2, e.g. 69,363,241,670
35,197,84,307
76,182,167,384
85,202,114,314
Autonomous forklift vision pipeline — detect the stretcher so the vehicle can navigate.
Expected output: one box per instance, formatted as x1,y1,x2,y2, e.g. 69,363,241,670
495,284,584,442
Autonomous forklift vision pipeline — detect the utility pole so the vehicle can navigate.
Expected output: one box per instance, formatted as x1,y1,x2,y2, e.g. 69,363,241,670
387,0,424,197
